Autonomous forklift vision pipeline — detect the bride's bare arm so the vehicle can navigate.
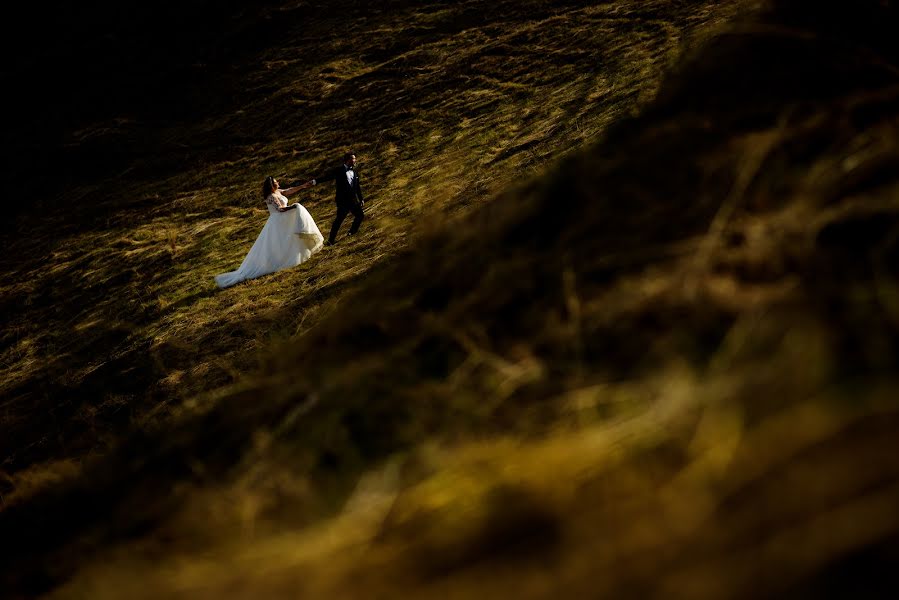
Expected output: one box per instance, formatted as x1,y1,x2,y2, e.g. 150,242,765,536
281,181,314,196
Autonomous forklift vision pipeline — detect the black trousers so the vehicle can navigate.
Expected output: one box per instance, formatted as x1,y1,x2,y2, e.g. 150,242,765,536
328,201,364,243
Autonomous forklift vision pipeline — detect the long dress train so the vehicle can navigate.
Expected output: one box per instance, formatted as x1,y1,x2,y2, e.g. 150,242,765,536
215,193,324,288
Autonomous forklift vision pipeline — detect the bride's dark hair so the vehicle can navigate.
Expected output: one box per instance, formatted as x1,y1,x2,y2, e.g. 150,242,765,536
262,176,276,199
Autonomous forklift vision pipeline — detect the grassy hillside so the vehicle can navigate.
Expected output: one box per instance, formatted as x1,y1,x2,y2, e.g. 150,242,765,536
1,0,741,496
5,0,899,598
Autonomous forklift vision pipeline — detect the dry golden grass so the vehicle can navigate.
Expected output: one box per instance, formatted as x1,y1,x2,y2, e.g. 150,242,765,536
6,0,899,598
1,0,743,487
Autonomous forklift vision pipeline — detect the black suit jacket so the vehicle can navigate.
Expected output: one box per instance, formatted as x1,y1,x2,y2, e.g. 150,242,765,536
315,165,364,207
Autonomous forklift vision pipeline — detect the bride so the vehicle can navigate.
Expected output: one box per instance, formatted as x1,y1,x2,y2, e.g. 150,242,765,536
215,176,325,288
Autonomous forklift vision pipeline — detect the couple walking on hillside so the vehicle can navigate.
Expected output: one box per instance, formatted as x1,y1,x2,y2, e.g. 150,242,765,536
215,152,366,289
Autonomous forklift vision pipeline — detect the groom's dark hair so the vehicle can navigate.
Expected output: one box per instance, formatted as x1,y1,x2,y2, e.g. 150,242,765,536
343,152,355,163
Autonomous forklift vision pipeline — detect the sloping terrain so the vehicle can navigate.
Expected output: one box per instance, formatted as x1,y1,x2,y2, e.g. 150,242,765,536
5,0,899,598
0,0,740,480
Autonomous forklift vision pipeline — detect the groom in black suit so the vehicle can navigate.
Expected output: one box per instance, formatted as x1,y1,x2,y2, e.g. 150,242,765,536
309,152,365,245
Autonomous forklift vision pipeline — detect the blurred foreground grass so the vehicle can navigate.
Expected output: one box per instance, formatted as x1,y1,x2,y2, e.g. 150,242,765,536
5,0,899,598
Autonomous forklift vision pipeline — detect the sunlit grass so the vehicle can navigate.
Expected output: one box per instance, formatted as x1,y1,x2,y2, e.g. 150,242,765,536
1,0,742,479
8,0,899,598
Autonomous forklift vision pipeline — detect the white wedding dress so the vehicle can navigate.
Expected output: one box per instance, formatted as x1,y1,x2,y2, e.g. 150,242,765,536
215,192,324,288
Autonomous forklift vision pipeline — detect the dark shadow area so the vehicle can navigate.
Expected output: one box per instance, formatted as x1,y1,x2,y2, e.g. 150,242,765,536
3,0,899,597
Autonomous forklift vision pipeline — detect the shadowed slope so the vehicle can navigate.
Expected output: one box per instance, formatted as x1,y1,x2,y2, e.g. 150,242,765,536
6,0,899,598
1,0,741,488
54,0,899,597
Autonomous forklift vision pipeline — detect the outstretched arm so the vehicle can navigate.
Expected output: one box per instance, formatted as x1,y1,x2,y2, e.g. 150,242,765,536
281,181,314,196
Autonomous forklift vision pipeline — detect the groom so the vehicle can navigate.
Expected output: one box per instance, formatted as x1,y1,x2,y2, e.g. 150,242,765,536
308,151,365,245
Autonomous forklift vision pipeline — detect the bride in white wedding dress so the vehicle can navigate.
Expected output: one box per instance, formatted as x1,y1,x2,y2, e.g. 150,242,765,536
215,176,325,288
